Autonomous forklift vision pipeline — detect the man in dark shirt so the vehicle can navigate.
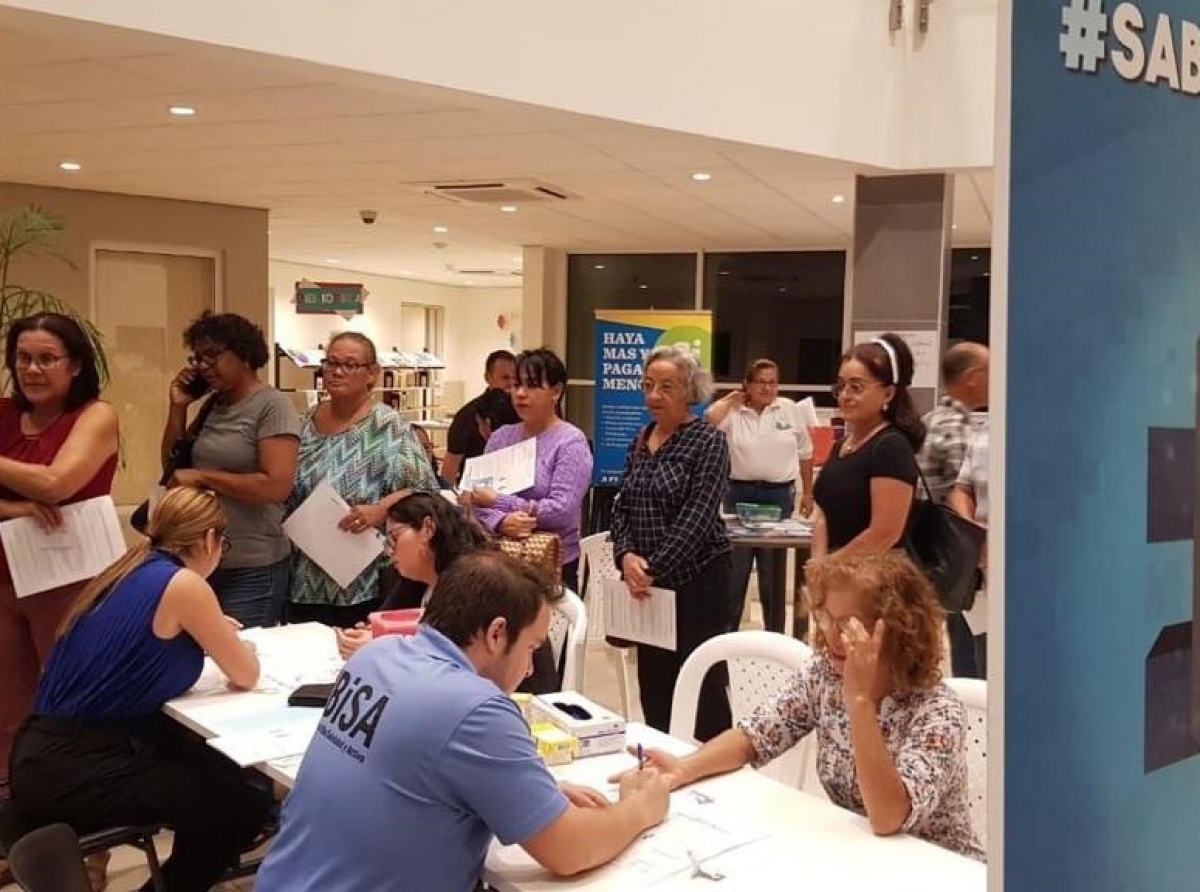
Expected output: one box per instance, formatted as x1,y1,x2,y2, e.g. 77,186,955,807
442,350,517,486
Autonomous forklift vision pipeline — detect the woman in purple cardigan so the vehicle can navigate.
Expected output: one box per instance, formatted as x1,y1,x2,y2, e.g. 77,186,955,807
469,348,592,591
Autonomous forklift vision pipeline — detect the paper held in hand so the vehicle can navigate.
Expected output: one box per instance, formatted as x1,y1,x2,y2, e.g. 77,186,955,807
282,478,385,589
461,437,537,495
0,495,126,599
602,578,677,651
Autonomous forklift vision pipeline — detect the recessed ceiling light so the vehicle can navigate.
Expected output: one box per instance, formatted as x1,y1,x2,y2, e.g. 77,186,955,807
691,172,712,182
718,270,731,276
432,224,449,234
58,161,81,172
325,258,339,264
831,194,846,205
401,270,414,276
971,254,980,261
639,284,649,290
500,205,517,214
594,264,606,270
168,105,196,117
511,256,522,264
465,280,475,285
952,224,959,230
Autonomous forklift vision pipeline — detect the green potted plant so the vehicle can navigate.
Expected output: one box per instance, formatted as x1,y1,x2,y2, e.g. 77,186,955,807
0,204,109,395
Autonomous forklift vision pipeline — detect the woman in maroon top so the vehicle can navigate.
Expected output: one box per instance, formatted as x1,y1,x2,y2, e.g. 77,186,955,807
0,313,119,795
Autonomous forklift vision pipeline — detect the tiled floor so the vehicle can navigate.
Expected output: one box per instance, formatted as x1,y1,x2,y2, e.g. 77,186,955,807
3,586,788,891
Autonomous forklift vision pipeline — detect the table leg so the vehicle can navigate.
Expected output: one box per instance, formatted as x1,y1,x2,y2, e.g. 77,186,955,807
792,545,811,641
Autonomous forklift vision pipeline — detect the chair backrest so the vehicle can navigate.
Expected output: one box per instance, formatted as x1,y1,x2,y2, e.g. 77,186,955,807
944,677,987,848
548,588,588,692
8,823,92,892
670,631,812,785
578,532,620,641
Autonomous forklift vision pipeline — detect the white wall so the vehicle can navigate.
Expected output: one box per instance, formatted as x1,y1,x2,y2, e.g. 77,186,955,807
2,0,997,171
269,260,520,411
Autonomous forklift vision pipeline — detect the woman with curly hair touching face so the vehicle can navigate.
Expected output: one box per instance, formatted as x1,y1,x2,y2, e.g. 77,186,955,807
616,551,982,861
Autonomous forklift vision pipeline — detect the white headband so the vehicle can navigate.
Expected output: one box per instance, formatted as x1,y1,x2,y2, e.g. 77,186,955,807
871,338,899,384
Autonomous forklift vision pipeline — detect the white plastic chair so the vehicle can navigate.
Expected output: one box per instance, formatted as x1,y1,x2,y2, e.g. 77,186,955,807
548,588,588,692
577,532,636,715
945,677,987,848
670,631,812,786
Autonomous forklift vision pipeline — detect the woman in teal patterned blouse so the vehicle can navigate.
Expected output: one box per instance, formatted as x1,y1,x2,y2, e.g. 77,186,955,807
285,333,437,627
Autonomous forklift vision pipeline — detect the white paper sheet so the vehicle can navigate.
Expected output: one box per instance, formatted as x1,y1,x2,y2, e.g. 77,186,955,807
461,437,537,495
795,396,820,430
206,706,322,767
488,795,766,885
603,579,677,651
0,495,126,598
282,478,385,589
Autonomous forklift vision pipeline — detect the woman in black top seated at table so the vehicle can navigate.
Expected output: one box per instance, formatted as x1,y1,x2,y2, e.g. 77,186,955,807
812,333,923,559
6,487,269,892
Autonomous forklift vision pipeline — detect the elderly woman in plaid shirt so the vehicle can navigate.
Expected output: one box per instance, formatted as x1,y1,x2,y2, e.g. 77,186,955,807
611,345,731,741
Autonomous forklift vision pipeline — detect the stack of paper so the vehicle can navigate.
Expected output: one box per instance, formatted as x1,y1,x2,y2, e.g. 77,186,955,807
0,496,126,599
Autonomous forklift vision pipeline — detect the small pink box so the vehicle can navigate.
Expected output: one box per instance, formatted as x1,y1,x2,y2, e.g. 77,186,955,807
369,608,424,638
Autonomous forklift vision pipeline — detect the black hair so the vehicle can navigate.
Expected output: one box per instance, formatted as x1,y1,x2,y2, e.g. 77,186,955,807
5,312,101,412
182,311,269,370
422,551,559,653
327,331,378,365
387,492,491,574
475,386,519,430
484,350,516,375
843,333,926,452
515,347,567,414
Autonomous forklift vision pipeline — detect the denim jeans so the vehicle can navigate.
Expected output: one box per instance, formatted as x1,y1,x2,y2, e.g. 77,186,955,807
725,481,795,634
208,557,292,628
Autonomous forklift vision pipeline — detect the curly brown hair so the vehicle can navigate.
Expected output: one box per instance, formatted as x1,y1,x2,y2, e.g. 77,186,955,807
805,550,945,693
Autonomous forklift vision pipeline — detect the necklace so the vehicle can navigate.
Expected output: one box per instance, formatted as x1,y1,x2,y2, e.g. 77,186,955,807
840,421,887,456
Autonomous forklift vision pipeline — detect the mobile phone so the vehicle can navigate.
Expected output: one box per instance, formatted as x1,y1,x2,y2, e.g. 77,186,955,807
184,373,211,399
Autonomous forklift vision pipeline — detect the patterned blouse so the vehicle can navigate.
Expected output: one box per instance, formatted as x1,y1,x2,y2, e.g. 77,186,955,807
288,402,437,607
739,653,984,861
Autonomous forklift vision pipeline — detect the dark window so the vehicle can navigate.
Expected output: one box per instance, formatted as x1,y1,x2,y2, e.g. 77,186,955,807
948,248,991,344
565,254,697,381
703,251,844,406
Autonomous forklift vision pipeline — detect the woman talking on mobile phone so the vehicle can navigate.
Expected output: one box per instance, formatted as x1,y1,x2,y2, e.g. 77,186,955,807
161,312,301,628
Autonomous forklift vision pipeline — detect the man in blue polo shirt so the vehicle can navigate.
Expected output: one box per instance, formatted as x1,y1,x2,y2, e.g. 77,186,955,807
257,551,669,891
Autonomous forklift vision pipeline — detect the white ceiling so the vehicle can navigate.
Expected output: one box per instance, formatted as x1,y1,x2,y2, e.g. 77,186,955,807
0,8,994,286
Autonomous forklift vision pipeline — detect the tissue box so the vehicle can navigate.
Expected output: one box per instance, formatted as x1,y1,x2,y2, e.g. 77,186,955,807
531,722,578,766
533,691,626,758
369,609,423,638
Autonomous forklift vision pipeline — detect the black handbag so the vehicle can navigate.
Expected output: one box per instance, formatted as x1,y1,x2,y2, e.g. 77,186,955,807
903,470,987,613
131,396,218,534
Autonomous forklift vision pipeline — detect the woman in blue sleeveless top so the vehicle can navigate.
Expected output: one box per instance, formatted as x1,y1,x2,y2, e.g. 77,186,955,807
7,487,268,892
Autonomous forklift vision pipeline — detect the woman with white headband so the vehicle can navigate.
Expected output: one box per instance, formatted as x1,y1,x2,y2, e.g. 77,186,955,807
811,333,924,559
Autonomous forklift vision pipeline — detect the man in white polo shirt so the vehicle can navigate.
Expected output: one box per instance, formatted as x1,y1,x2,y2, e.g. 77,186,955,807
706,358,814,634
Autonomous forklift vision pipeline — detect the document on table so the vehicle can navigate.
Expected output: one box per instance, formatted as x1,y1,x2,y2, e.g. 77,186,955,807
282,478,385,589
488,798,766,885
206,705,322,767
460,437,537,495
0,495,125,598
603,579,677,651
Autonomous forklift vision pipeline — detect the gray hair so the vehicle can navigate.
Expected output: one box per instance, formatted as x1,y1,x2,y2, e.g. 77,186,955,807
645,344,713,403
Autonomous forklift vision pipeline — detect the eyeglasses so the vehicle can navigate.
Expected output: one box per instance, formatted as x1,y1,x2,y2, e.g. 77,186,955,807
813,610,863,638
320,359,372,374
831,379,879,399
640,379,680,397
188,348,228,368
15,353,69,371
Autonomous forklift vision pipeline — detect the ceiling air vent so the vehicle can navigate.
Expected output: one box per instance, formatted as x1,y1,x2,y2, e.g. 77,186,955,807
421,180,573,205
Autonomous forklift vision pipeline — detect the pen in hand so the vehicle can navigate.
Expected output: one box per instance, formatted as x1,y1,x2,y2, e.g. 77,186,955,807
637,743,644,771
